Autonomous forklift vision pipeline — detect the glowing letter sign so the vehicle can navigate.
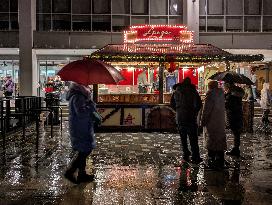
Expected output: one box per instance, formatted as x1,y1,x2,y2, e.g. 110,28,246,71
124,25,193,44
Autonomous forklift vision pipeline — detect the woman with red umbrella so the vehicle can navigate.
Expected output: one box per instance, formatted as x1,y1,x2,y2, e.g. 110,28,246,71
64,82,101,184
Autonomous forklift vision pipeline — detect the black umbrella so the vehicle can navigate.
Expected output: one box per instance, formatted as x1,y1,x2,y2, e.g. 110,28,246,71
208,71,254,85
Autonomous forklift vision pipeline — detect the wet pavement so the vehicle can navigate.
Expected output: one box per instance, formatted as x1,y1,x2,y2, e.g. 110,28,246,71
0,121,272,205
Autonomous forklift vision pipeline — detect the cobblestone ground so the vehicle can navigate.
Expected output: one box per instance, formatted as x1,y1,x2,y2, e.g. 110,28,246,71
0,121,272,205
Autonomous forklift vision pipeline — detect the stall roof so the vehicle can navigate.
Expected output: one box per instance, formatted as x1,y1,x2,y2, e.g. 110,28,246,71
90,44,264,63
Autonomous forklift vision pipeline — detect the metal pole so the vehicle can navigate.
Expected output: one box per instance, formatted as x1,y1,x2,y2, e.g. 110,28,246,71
159,63,164,104
93,84,98,103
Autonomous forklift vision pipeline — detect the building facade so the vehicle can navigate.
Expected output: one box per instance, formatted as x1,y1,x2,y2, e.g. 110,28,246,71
0,0,271,95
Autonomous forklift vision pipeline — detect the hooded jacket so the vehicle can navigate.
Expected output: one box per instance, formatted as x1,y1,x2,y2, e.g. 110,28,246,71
260,83,271,109
225,85,245,131
66,83,96,154
173,79,202,126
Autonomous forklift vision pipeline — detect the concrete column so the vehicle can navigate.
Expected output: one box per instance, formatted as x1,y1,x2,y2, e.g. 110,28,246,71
19,0,37,96
183,0,199,43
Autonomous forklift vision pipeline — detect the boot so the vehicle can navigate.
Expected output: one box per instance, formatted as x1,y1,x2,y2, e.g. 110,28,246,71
226,148,240,157
64,170,79,184
77,171,95,183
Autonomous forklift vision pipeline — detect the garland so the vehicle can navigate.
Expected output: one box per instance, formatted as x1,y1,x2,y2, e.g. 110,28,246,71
89,53,264,63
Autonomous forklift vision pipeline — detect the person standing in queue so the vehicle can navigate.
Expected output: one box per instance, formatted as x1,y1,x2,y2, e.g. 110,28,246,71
64,82,101,184
201,81,227,169
224,82,245,157
171,77,203,163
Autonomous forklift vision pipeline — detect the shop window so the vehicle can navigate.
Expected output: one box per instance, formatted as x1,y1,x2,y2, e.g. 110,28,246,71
112,16,130,32
132,0,148,15
37,14,51,31
226,0,242,15
226,16,242,32
52,14,71,31
0,14,9,30
170,0,182,15
92,15,111,31
263,17,272,32
112,0,130,14
244,0,261,15
52,0,71,13
150,0,167,15
150,17,168,25
37,0,51,13
10,13,18,30
207,16,223,32
199,0,206,15
72,0,91,14
169,16,182,25
207,0,224,15
0,0,9,12
244,16,261,32
72,15,91,31
92,0,110,14
199,17,206,32
10,0,18,12
263,0,272,15
131,16,149,25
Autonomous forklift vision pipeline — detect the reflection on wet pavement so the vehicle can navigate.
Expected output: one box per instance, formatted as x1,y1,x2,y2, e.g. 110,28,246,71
0,122,272,205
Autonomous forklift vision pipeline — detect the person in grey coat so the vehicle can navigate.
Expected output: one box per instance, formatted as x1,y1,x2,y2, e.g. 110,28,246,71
65,82,101,184
201,81,227,168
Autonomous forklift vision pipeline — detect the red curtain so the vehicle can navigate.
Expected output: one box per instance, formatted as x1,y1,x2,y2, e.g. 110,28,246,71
118,69,133,85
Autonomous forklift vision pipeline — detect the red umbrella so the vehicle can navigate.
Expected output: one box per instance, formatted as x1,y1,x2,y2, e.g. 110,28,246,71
57,59,124,85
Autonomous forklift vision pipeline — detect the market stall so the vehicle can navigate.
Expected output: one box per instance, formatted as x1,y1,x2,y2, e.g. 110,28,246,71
88,24,263,132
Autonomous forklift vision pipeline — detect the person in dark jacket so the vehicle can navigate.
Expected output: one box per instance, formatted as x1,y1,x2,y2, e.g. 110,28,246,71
64,82,101,184
224,83,245,157
171,77,203,163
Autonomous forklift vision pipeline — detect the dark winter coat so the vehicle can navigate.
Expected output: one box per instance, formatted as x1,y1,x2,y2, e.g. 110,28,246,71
172,82,202,126
66,83,97,154
225,86,245,131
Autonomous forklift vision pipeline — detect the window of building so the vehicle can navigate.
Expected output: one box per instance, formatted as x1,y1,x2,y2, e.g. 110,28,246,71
199,0,206,15
244,0,261,15
37,0,51,13
132,0,148,15
72,0,91,14
207,16,224,32
226,0,242,15
150,17,168,25
10,13,18,30
131,16,149,25
207,0,224,15
52,14,71,30
72,15,91,31
10,0,18,12
263,0,272,15
0,14,9,30
52,0,71,13
0,0,9,12
37,14,51,31
263,17,272,32
169,0,182,15
112,0,130,14
150,0,167,15
92,15,111,31
112,16,130,32
244,16,261,32
226,16,242,32
169,16,182,24
199,16,206,32
92,0,110,14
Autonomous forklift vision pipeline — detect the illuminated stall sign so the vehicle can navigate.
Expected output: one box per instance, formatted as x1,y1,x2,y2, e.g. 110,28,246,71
124,25,193,44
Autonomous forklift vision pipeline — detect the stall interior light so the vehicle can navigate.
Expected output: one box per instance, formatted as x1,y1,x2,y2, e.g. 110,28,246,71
198,66,204,72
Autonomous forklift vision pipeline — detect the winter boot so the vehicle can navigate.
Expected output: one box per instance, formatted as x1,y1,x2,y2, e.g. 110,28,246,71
77,171,95,183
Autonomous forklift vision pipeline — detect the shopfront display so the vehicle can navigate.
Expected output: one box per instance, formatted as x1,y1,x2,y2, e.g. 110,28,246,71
87,24,263,131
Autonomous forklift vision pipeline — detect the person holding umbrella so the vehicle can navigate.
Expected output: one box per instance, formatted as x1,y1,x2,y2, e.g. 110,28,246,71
64,82,101,184
224,82,245,157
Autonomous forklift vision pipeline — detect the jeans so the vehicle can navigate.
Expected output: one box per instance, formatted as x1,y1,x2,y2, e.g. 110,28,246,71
178,124,201,160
